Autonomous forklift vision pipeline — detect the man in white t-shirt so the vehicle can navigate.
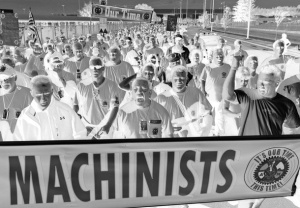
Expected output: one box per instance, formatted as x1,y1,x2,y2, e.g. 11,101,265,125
200,48,231,136
144,37,164,62
155,66,212,137
65,42,90,82
0,64,32,133
104,46,135,97
115,77,173,138
74,57,123,127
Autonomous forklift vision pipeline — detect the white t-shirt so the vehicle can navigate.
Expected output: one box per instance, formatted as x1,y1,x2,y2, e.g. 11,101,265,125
75,78,123,125
104,60,135,85
115,100,173,138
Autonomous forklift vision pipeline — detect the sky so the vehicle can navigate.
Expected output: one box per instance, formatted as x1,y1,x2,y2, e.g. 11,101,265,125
1,0,299,15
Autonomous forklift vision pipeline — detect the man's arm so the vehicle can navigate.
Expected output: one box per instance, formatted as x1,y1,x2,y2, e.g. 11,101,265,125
118,73,137,91
222,55,243,102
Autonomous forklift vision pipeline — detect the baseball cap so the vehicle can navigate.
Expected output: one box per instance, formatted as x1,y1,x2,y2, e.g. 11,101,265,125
0,64,16,79
172,45,184,54
167,53,181,62
49,56,64,65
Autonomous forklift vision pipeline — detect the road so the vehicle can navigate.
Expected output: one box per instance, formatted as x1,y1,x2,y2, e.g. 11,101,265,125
169,26,300,208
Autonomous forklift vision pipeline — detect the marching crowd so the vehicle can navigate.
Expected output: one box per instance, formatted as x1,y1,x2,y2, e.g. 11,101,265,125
0,23,300,207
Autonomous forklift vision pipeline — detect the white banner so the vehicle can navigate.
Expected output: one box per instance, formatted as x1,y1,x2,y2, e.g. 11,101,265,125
0,138,299,207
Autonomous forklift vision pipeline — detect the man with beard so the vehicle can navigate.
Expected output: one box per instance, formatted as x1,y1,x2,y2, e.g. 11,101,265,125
223,55,300,208
74,57,122,134
104,47,134,99
114,77,173,138
155,66,212,137
0,64,32,134
200,48,231,136
65,42,90,82
13,75,87,141
143,37,164,62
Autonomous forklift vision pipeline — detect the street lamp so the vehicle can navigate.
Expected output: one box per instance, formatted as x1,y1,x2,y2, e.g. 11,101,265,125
210,0,214,32
246,0,251,39
62,5,65,16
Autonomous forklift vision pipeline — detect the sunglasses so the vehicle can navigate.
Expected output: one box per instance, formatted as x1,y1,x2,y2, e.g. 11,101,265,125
89,65,103,70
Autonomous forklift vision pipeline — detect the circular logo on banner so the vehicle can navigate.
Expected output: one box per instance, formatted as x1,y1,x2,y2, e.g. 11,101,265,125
142,13,150,20
244,147,299,192
94,7,104,15
15,13,18,18
0,14,5,19
14,40,19,45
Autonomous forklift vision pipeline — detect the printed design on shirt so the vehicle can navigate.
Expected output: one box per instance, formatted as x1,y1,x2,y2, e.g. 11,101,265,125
244,147,299,192
221,72,227,78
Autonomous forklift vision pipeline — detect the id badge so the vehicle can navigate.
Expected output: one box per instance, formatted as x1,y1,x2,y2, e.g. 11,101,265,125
2,109,9,120
139,120,148,135
148,120,162,138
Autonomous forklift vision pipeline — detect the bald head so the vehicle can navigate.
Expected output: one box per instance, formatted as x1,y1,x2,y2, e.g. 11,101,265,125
31,75,53,110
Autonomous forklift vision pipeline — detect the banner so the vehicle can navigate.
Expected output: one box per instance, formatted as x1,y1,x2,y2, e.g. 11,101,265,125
92,4,153,23
0,11,20,46
1,138,299,208
166,15,178,31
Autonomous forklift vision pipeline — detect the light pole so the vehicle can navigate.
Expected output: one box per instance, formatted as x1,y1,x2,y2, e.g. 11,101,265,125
210,0,214,32
62,5,65,16
186,0,188,20
246,0,251,39
180,0,182,22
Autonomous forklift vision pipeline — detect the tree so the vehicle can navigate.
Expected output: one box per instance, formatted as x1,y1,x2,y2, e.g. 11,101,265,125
273,9,290,39
221,7,232,32
78,1,92,17
232,0,256,22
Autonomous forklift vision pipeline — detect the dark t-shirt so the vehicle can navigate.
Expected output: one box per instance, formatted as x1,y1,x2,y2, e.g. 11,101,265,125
235,89,300,136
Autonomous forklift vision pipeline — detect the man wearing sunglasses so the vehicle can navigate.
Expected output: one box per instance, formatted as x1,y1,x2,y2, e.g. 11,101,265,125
13,75,87,141
0,64,32,135
74,57,122,135
121,37,134,61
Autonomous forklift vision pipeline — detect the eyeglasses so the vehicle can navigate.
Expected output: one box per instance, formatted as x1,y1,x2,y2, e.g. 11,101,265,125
89,65,103,70
34,91,52,99
144,71,154,76
53,63,64,68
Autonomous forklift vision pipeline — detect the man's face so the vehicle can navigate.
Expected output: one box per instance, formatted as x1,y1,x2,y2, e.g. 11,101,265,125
31,85,53,110
248,58,258,70
217,39,225,48
176,38,183,46
143,66,155,81
109,49,120,62
126,39,132,47
60,37,66,43
51,62,64,73
172,71,187,93
213,50,224,65
12,50,23,62
64,46,72,55
236,77,249,88
192,53,200,63
257,73,277,97
132,79,150,106
75,49,84,59
29,42,35,48
79,39,86,46
275,42,285,56
47,45,54,53
150,38,156,47
90,65,104,79
0,75,16,91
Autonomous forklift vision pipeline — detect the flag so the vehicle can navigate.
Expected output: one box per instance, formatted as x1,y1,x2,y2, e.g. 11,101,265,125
28,10,38,43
